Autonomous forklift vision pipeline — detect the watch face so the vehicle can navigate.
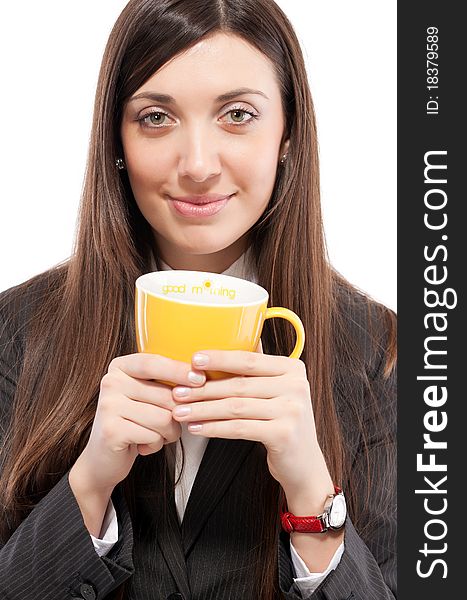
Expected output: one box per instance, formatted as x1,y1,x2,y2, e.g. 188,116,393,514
329,494,347,529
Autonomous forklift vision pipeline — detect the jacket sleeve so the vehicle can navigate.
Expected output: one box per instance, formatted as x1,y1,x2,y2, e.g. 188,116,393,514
0,470,135,599
277,303,397,600
0,286,135,599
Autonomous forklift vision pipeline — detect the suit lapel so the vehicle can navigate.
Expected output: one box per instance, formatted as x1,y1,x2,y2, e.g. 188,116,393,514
152,455,192,599
151,437,256,594
181,437,256,556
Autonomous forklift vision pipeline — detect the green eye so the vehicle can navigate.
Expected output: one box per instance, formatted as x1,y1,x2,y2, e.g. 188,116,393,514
230,110,247,123
137,110,171,128
148,112,166,125
224,107,258,126
137,106,258,130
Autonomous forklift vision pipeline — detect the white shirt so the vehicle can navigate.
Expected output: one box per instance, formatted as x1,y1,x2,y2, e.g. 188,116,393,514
90,248,344,595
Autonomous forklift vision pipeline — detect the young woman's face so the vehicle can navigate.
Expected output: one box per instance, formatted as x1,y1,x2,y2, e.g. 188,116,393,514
120,32,289,271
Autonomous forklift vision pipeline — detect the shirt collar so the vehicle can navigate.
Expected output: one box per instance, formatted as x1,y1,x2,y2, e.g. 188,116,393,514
153,245,258,284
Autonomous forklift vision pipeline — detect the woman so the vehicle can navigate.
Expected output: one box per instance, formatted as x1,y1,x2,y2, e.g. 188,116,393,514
0,1,396,598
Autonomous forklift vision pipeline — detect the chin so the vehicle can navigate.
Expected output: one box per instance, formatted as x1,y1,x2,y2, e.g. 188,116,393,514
180,234,240,255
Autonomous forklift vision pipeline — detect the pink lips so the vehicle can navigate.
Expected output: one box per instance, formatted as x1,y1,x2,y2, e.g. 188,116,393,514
171,193,231,204
169,194,233,218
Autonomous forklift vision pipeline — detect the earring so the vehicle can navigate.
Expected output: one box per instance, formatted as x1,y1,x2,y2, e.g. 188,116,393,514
279,154,288,165
115,157,126,170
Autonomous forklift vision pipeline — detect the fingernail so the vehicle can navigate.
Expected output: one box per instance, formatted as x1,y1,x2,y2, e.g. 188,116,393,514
173,405,191,416
188,370,205,384
188,423,203,432
193,353,209,367
173,386,190,398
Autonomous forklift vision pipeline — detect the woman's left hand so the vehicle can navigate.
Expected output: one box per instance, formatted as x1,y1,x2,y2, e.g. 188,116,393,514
170,344,333,497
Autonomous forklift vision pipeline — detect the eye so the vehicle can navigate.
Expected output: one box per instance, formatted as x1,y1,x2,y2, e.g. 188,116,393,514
138,110,172,129
222,105,258,127
136,104,259,130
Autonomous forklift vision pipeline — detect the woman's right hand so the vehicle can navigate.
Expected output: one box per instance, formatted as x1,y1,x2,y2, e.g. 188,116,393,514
71,352,206,495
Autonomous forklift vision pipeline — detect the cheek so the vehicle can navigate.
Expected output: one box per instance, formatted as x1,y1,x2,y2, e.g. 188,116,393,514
240,145,279,196
243,132,279,173
126,145,161,189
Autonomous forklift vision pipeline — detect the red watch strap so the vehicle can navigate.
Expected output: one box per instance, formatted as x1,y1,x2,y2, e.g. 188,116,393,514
280,486,342,534
280,511,327,533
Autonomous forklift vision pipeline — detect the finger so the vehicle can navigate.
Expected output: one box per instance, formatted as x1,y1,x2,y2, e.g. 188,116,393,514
137,444,162,456
191,349,292,377
111,417,165,449
172,396,279,422
186,419,273,445
118,372,177,410
138,438,177,456
124,418,181,445
172,375,283,403
119,399,181,443
109,353,206,387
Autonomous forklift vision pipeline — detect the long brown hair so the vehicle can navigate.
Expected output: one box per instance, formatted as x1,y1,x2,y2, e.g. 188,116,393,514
0,1,396,598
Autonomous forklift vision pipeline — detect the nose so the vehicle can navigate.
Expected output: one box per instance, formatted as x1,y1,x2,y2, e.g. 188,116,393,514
177,124,221,183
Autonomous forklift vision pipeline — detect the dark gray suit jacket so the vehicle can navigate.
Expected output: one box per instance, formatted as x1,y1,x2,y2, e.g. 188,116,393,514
0,277,396,600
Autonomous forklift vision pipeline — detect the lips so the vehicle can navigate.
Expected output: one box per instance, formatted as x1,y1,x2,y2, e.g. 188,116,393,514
169,194,233,218
169,193,233,205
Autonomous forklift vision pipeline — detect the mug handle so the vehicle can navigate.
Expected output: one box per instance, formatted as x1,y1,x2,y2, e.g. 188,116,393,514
264,307,305,358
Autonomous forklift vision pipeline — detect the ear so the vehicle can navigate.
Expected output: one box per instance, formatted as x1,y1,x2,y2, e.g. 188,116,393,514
281,139,290,156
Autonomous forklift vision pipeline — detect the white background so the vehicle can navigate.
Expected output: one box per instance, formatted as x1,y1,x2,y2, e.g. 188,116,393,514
0,1,396,310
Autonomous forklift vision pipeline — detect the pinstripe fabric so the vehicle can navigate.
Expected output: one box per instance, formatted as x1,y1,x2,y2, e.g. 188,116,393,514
0,277,396,599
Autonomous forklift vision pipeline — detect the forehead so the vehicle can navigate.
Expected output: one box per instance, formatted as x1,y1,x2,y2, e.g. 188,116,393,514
134,32,280,101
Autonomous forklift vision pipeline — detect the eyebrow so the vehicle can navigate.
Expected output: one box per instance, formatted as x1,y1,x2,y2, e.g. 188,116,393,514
128,87,269,104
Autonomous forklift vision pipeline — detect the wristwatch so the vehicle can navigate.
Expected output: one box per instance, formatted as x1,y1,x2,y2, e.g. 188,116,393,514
280,486,347,533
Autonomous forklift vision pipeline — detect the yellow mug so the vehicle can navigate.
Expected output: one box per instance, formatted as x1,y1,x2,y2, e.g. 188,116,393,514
135,270,305,384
